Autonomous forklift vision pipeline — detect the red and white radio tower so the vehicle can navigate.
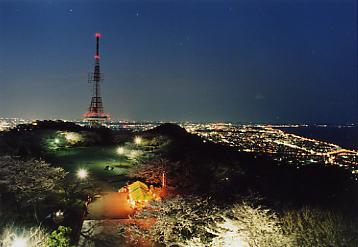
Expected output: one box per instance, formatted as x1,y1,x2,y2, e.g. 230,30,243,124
83,33,110,125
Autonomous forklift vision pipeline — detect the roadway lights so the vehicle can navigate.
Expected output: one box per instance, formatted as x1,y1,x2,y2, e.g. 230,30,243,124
134,136,142,145
77,168,88,180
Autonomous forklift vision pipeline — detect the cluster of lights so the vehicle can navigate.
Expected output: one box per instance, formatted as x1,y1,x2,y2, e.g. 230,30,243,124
116,146,140,159
55,210,64,217
183,123,358,175
116,136,143,158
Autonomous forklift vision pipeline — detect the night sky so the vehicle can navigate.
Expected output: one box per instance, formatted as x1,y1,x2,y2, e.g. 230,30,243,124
0,0,357,123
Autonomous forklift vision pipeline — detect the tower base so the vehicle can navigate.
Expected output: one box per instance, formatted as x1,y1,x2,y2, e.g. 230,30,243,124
84,115,109,126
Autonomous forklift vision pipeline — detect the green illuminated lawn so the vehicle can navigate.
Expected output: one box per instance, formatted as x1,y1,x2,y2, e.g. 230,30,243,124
44,133,162,192
51,146,132,175
46,144,144,191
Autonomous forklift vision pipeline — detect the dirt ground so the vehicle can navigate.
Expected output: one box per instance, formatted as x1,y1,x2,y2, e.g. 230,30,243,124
86,192,134,220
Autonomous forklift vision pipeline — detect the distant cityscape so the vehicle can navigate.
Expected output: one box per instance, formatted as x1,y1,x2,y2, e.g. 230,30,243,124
183,123,358,178
1,117,357,179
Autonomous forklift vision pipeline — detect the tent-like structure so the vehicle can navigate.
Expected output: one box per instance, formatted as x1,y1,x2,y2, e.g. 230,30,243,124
127,181,155,208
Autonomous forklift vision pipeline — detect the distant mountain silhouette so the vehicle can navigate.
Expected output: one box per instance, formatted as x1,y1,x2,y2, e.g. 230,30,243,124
145,123,188,138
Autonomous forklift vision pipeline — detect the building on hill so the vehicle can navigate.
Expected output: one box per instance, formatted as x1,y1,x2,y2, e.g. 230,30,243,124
125,181,160,209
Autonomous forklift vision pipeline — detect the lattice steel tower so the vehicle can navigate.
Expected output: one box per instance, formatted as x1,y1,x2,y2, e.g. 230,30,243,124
83,33,110,125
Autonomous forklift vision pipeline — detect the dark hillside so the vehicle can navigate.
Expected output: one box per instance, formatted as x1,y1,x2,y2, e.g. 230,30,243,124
0,120,117,157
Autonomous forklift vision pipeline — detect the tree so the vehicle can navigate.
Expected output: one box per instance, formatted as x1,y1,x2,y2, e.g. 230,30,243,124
0,225,49,247
281,207,358,247
48,226,74,247
121,196,217,246
209,203,291,247
0,156,67,222
127,158,177,186
121,196,291,247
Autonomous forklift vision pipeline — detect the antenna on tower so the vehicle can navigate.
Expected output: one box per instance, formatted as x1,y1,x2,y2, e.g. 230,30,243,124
95,33,101,60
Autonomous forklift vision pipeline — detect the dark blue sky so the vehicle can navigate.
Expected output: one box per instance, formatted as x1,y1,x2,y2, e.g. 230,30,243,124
0,0,357,123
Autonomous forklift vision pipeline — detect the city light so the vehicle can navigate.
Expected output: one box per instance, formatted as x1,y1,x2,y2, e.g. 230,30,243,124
182,123,358,176
77,168,88,179
134,136,142,145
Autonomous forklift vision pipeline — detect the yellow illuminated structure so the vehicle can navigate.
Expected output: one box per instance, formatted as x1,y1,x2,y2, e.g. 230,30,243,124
126,181,160,209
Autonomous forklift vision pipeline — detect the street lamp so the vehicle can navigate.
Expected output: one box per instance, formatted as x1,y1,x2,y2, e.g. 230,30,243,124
77,168,88,180
134,136,142,145
55,209,64,217
54,138,60,144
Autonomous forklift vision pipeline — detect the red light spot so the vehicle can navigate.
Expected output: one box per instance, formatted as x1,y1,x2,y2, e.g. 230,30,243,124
95,33,101,38
94,55,100,59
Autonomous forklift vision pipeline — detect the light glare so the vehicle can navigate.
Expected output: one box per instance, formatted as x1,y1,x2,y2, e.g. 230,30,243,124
77,168,88,179
117,147,125,155
134,136,142,145
11,237,27,247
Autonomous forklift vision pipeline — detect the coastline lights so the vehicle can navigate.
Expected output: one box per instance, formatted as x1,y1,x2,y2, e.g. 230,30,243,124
134,136,142,145
77,168,88,180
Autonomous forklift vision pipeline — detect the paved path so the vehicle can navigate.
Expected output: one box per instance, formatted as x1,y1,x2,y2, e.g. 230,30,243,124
80,191,157,246
79,219,154,247
86,192,134,220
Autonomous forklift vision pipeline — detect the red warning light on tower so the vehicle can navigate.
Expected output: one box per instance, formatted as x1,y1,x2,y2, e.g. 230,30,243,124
95,33,101,38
